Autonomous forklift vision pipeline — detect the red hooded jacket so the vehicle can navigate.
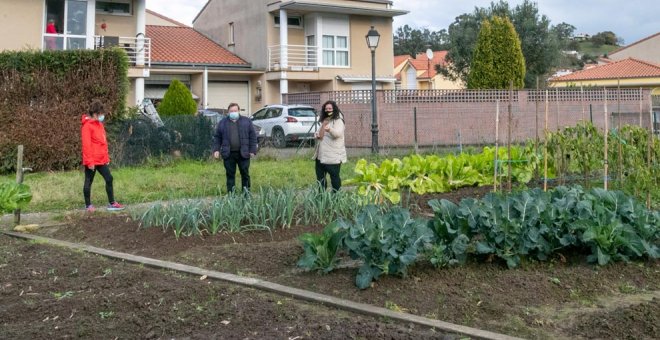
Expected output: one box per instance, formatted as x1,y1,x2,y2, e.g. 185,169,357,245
81,114,109,166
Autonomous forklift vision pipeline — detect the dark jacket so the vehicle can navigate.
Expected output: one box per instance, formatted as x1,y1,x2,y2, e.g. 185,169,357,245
81,114,110,166
213,116,257,159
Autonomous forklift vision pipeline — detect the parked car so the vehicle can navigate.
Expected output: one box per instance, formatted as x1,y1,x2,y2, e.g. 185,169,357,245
249,104,319,148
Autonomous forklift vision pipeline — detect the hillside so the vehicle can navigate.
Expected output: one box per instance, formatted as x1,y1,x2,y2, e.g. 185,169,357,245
577,41,620,57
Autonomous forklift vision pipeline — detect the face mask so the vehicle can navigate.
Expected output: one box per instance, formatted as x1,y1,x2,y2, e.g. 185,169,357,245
98,114,105,123
228,111,239,120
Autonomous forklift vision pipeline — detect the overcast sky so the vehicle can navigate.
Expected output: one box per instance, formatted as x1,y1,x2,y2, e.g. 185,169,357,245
146,0,659,45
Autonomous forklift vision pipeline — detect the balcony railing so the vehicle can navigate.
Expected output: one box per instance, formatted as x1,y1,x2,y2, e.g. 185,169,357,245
94,35,151,67
268,44,317,72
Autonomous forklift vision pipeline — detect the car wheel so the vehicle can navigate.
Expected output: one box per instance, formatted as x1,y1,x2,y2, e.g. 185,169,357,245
272,128,286,148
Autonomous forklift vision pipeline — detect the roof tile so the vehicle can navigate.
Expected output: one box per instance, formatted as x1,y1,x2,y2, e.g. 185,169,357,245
146,25,249,66
550,57,660,82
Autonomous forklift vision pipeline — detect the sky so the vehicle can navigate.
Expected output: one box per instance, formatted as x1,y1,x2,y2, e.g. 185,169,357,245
146,0,659,46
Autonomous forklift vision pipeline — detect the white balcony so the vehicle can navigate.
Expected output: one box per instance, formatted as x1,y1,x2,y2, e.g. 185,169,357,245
94,35,151,67
268,44,317,72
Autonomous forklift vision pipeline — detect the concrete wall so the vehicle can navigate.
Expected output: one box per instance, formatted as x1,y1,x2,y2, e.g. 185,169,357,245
610,34,660,64
0,0,44,51
193,0,269,69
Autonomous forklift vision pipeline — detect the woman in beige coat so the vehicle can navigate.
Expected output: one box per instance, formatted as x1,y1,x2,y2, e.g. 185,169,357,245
313,100,347,191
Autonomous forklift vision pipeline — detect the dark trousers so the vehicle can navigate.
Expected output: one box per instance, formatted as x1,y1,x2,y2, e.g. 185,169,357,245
315,159,341,192
223,151,250,193
83,164,115,206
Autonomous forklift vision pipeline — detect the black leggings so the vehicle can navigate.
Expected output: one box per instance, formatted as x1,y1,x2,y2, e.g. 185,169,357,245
83,164,115,206
315,159,341,192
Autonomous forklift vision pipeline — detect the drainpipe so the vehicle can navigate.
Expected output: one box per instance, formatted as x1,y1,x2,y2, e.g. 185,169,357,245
86,0,95,48
279,9,288,102
134,0,146,105
203,67,209,109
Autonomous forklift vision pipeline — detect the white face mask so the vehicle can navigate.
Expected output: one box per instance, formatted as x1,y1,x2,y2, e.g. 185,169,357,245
97,114,105,122
228,111,239,120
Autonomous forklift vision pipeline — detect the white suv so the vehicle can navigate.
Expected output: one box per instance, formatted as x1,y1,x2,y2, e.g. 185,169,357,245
250,104,319,148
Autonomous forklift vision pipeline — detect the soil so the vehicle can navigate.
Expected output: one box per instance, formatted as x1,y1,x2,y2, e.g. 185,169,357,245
0,236,452,339
8,186,660,339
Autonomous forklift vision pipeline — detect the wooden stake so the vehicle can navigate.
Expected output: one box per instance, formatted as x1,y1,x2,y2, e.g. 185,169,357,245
494,100,500,192
544,90,549,192
604,88,609,191
617,80,623,185
14,145,24,226
648,93,653,209
508,82,513,192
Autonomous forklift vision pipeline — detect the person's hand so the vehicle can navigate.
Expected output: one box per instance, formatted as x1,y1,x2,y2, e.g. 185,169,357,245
324,125,331,132
213,151,220,159
249,153,255,158
314,131,321,139
88,165,95,170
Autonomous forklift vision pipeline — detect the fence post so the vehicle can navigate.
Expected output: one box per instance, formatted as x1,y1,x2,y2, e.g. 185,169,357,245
507,82,513,192
604,88,609,191
413,107,418,153
648,93,653,208
544,90,549,192
14,145,24,226
494,100,500,192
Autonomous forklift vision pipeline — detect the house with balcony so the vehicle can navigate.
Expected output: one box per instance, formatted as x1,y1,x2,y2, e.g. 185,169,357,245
393,51,463,90
0,0,151,106
0,1,265,113
192,0,408,105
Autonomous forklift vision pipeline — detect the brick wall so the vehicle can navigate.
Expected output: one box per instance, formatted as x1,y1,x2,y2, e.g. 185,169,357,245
284,89,655,148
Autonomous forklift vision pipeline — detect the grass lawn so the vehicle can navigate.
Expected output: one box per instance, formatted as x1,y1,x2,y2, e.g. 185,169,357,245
2,156,358,212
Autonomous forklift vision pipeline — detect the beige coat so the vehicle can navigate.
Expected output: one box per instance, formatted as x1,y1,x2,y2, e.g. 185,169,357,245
313,118,347,164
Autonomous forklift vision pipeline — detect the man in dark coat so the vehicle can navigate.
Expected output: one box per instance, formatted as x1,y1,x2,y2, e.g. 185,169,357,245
213,103,257,193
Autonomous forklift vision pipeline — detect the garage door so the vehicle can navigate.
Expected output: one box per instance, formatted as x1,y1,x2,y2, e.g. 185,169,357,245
207,81,249,114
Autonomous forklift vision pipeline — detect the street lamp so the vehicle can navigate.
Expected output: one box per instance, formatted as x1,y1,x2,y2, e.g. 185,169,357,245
366,26,380,153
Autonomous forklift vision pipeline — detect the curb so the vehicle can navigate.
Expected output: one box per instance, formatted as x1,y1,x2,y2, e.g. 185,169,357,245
3,231,525,340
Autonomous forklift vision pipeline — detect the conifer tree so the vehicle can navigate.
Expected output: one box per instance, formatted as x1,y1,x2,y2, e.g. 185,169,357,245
158,79,197,116
468,16,526,89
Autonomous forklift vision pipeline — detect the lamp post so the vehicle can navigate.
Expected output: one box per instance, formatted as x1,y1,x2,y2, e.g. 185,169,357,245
366,26,380,153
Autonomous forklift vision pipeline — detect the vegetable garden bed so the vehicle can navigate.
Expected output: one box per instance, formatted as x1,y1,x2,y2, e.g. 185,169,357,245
24,186,660,339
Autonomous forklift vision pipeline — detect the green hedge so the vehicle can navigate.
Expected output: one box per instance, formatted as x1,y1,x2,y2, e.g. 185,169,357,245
0,48,129,173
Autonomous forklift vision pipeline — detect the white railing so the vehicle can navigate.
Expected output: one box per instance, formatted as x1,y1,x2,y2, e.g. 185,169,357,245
94,35,151,67
268,44,317,71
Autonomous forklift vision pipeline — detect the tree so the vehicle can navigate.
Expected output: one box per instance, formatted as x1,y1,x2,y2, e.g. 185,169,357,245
591,31,618,46
158,79,197,116
551,22,576,49
439,0,561,88
468,16,525,89
393,25,449,56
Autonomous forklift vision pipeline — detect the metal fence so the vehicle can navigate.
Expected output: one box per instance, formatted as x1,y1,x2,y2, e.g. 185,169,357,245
284,88,658,150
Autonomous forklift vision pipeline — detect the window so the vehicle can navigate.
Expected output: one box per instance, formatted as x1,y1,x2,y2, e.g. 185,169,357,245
44,0,87,50
322,35,349,67
251,109,267,120
306,35,316,66
274,16,302,28
96,1,131,15
267,108,282,119
229,22,235,45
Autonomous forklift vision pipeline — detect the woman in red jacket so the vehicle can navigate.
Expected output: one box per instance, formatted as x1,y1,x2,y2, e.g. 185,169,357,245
81,99,124,212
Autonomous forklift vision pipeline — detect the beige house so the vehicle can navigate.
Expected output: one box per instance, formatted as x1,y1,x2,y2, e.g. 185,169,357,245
608,32,660,64
394,51,463,90
193,0,408,106
144,10,261,114
0,0,150,106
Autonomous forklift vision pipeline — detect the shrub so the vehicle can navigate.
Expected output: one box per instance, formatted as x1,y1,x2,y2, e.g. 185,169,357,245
0,49,128,173
157,79,197,116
